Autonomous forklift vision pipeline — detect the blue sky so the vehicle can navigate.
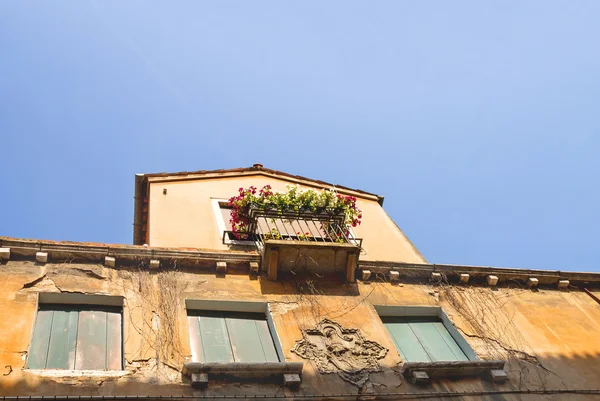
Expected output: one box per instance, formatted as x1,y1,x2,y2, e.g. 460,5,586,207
1,1,599,271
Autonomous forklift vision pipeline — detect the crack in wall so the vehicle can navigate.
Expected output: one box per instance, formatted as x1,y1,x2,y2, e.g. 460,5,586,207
21,275,47,289
71,267,107,280
19,275,91,295
456,327,541,364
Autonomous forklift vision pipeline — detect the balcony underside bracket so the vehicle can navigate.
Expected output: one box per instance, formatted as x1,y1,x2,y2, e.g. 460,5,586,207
262,240,360,283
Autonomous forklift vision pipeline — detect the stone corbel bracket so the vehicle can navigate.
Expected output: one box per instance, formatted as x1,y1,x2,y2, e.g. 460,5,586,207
0,247,10,260
182,362,303,389
400,360,507,385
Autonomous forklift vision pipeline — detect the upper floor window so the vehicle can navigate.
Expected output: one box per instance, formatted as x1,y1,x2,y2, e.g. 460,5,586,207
212,199,255,245
28,304,122,370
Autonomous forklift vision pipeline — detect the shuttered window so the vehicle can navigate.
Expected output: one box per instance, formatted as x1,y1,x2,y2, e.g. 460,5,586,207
188,311,279,363
28,305,122,370
383,317,468,363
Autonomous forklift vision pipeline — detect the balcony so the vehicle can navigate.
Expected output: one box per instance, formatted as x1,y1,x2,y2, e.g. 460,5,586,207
224,208,362,282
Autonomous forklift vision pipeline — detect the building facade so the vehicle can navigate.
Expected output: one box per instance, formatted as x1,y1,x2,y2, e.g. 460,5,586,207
1,164,599,400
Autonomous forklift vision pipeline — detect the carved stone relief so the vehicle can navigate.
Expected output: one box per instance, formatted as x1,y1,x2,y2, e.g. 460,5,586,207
291,318,388,387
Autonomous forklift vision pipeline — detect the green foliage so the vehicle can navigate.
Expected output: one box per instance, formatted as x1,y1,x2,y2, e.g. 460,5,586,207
228,184,362,239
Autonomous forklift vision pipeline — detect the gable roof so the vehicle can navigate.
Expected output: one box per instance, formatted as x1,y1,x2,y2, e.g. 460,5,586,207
133,164,384,245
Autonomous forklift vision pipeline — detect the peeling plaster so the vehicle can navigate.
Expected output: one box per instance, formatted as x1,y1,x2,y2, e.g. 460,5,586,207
71,267,108,280
269,301,299,315
19,275,60,293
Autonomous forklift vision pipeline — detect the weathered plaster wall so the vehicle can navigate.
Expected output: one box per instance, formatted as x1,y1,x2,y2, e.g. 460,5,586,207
146,176,426,264
1,260,599,400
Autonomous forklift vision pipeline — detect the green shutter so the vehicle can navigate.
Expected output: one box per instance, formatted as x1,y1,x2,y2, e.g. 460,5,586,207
408,322,465,362
383,317,468,363
29,306,122,370
190,311,279,363
226,317,279,363
198,316,234,363
188,315,203,362
28,310,54,369
384,319,431,362
106,311,123,370
75,310,108,370
254,319,279,362
46,310,78,369
431,322,468,361
226,317,264,362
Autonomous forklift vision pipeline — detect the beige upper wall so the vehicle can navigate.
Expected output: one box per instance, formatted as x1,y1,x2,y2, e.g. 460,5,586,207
147,175,426,263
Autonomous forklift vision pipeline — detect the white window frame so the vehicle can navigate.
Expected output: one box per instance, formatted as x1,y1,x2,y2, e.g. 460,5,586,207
185,299,285,362
375,305,478,361
211,198,255,246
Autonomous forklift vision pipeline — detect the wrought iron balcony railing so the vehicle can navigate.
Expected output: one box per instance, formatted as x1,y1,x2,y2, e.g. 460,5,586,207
222,209,362,254
222,208,362,282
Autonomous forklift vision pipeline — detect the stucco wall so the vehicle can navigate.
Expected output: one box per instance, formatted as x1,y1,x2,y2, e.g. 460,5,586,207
1,259,599,400
146,175,426,264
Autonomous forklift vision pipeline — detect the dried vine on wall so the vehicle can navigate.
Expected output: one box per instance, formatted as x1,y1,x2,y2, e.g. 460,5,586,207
119,264,189,382
435,275,567,390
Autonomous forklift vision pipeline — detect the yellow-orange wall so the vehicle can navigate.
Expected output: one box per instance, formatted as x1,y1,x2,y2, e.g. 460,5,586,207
1,259,600,400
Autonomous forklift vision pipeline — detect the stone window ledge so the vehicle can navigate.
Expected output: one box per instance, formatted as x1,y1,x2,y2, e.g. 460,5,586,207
400,360,507,384
183,362,303,389
23,369,130,378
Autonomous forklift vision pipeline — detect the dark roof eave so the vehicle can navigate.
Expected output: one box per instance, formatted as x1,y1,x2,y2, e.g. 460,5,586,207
140,165,381,198
133,173,146,245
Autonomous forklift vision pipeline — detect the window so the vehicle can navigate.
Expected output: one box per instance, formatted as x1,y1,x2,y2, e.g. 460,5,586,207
212,199,255,245
376,306,477,364
383,316,468,363
186,300,283,364
188,311,279,363
28,304,122,370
